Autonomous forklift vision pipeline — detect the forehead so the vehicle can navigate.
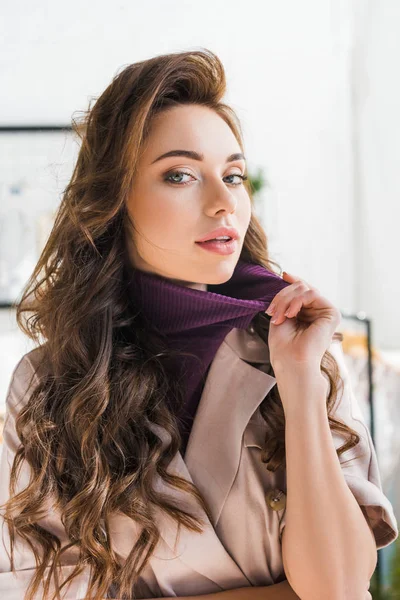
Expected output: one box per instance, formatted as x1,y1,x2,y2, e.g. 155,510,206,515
142,104,242,162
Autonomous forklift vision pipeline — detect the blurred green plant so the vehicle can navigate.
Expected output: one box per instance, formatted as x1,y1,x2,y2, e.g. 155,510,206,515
369,537,400,599
247,166,268,196
389,536,400,599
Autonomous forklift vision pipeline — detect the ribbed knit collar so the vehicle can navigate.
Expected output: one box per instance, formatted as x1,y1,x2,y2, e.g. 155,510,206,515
128,258,289,336
127,258,291,455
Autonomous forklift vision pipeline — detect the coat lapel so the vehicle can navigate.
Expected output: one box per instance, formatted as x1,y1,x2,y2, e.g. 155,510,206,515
183,328,277,525
148,327,277,587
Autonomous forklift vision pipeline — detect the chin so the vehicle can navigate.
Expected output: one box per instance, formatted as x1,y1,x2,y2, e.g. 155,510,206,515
198,259,238,286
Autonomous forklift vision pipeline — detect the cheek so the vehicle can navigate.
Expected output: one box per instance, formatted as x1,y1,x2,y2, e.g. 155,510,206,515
128,187,194,244
238,192,252,226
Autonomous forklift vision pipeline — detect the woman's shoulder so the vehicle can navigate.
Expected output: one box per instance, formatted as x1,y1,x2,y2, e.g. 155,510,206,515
6,346,46,412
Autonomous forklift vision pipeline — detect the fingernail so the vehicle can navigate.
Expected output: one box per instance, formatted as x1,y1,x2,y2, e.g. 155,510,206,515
266,303,276,315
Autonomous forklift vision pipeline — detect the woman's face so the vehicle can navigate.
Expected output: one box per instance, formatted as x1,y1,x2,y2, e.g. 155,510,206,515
125,103,252,291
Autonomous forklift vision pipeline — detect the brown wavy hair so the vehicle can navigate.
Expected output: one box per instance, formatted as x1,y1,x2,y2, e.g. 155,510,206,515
2,48,361,600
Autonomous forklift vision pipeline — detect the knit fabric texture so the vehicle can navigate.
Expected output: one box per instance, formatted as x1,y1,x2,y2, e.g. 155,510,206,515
127,258,291,456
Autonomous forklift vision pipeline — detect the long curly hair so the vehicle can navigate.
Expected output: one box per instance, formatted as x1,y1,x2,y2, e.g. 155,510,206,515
2,48,361,600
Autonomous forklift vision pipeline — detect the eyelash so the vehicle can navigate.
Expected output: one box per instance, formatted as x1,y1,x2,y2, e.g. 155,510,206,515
164,170,248,187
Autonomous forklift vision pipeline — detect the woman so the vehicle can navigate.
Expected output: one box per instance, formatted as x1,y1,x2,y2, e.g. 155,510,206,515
0,48,397,600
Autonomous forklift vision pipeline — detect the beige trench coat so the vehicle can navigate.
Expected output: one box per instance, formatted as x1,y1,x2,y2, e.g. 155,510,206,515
0,326,398,599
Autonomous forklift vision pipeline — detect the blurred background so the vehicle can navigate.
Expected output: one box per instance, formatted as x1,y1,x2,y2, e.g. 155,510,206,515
0,0,399,597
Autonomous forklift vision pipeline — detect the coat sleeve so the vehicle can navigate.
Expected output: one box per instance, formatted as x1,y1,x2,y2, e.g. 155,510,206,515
0,352,92,600
278,338,399,551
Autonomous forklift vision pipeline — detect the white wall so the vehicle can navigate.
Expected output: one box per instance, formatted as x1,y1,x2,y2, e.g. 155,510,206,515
350,0,400,348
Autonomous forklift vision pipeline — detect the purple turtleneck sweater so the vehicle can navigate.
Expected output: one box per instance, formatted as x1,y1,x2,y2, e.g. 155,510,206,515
127,258,290,456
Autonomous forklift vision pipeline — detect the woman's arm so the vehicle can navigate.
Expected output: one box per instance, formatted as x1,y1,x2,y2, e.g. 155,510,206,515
121,581,372,600
165,580,301,599
101,573,373,599
277,370,377,600
110,580,301,600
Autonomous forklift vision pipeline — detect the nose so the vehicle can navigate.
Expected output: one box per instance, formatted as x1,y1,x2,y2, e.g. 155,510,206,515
203,177,238,215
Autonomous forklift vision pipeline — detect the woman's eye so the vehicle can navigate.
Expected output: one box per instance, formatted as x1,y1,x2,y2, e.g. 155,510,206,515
164,170,248,186
224,173,248,186
164,170,194,185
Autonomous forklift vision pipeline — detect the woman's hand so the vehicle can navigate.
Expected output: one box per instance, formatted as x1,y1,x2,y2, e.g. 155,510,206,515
265,271,341,372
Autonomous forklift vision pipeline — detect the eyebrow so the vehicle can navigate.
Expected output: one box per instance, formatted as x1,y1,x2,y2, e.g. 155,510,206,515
150,149,246,164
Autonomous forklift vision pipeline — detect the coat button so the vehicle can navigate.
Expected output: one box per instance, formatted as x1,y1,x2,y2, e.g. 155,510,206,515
266,488,286,511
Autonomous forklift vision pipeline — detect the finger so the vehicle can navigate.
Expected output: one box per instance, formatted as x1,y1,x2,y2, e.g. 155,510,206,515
284,297,303,318
283,271,318,292
283,289,320,318
269,288,321,324
283,271,308,286
267,281,310,316
267,280,309,314
282,271,299,281
267,269,322,319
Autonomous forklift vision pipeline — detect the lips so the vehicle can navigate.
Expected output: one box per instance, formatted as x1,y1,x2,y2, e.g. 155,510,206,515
195,237,238,255
198,238,231,243
195,226,239,243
